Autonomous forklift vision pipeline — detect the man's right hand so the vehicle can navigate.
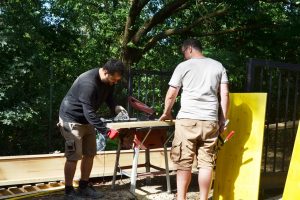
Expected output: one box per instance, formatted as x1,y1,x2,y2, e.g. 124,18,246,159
115,105,127,114
159,113,173,121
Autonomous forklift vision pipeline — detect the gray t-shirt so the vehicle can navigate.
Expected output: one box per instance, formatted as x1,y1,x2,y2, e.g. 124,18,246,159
169,58,228,121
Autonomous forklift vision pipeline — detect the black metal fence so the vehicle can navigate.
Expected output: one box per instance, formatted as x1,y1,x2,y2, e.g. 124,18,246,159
246,58,300,173
126,69,173,118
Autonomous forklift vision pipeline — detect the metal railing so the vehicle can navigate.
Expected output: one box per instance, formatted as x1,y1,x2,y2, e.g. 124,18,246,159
246,58,300,173
126,69,173,119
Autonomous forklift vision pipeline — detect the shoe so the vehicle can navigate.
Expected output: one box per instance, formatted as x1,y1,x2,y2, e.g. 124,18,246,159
78,184,104,199
64,189,83,200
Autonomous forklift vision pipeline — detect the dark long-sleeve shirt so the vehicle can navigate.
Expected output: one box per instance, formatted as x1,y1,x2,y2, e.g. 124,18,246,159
59,68,116,133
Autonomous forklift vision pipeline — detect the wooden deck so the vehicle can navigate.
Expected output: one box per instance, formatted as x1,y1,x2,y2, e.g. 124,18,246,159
0,148,174,199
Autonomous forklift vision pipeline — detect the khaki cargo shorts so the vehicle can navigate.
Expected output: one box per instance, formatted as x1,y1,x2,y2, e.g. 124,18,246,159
58,117,97,161
170,119,219,170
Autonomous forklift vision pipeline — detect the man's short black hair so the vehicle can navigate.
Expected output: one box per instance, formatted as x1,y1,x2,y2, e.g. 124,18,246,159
103,59,125,76
182,38,203,52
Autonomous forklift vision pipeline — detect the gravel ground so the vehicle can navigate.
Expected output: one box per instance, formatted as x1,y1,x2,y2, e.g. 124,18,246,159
19,173,282,200
19,174,200,200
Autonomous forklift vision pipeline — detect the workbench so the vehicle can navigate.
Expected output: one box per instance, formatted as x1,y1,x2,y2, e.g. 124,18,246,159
107,120,175,193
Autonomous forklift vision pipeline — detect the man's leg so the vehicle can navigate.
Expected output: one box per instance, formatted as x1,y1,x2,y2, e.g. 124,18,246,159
177,169,192,200
197,120,218,200
78,155,104,198
64,160,77,188
59,119,84,199
80,155,94,181
78,127,104,199
172,119,200,200
198,167,213,200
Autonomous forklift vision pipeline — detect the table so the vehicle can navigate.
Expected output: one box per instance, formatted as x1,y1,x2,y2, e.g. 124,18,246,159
107,120,175,193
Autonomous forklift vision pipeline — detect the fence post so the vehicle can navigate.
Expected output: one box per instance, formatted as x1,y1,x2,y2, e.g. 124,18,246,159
246,58,254,91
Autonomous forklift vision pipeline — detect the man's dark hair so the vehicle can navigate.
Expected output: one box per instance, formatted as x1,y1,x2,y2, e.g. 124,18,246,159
182,38,203,52
103,59,125,75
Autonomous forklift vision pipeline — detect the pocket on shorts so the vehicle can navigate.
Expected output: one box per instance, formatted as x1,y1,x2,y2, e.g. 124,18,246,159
170,138,182,162
65,140,76,152
201,121,219,140
207,121,218,129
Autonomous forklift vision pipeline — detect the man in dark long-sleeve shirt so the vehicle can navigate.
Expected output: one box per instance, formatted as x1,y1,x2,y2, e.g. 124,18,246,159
58,59,126,199
60,68,116,133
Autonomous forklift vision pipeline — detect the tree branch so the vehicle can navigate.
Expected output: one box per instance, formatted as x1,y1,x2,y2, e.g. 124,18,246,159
131,0,189,44
123,0,150,46
199,23,279,37
143,7,228,52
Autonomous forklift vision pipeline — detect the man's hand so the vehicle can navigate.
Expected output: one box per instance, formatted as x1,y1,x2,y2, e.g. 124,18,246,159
159,113,173,121
107,128,119,140
115,105,127,114
219,119,229,133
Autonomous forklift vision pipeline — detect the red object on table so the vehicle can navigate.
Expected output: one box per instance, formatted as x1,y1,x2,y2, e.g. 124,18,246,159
126,96,168,149
128,96,155,115
133,129,168,150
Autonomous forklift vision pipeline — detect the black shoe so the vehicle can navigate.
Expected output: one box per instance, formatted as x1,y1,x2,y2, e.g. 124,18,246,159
64,189,83,200
78,184,104,199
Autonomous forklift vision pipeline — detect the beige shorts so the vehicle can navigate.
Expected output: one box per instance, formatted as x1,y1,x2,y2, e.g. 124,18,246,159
170,119,219,170
58,118,97,161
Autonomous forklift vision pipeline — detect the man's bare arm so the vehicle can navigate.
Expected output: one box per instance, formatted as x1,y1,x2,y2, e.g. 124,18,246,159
219,83,230,131
159,86,180,121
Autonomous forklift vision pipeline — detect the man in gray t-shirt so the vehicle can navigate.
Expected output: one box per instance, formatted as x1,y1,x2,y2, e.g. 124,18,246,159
159,39,229,200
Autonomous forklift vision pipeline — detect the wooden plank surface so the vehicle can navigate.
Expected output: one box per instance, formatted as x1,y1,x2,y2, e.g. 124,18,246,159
0,148,173,187
282,121,300,200
213,93,267,200
267,120,299,130
0,121,175,187
106,120,175,129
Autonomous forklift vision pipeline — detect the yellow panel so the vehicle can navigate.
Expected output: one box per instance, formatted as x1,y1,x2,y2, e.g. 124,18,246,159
282,122,300,200
213,93,267,200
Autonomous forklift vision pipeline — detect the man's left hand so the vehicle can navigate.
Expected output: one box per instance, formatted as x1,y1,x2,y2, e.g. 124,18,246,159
219,119,229,133
115,105,127,114
107,128,119,140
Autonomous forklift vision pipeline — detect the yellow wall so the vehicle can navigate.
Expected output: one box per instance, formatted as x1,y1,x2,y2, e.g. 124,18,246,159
213,93,267,200
282,122,300,200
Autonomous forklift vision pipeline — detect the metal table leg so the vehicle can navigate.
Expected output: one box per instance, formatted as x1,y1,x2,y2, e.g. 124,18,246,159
112,138,122,189
145,148,151,184
130,128,152,193
130,147,140,193
164,131,174,194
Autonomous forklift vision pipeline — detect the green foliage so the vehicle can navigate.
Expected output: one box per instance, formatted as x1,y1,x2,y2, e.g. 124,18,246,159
105,138,118,151
0,0,299,155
